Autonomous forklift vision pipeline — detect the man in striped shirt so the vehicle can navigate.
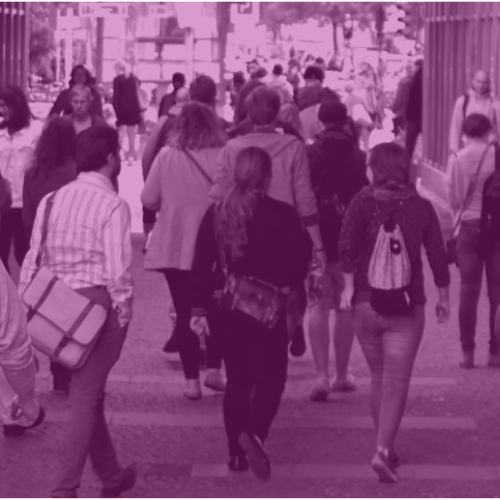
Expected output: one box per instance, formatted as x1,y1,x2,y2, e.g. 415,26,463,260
19,126,135,498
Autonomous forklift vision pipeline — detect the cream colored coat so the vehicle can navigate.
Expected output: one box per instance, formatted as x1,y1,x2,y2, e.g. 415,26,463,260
141,145,222,271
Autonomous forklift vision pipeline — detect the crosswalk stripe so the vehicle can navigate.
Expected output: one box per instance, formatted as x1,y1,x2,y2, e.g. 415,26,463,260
141,463,500,481
43,411,477,430
37,372,457,387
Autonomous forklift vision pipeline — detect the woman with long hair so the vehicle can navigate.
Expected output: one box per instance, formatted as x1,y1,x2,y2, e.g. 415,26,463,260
0,84,42,273
22,116,78,393
141,102,227,399
49,64,103,118
339,142,451,483
190,147,309,481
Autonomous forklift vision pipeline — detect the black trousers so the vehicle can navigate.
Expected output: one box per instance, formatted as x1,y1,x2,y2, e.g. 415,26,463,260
142,207,157,226
0,208,29,273
163,269,223,378
221,310,288,457
406,120,422,161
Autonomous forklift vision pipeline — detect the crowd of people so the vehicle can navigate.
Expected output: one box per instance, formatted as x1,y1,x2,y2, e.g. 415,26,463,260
0,54,498,496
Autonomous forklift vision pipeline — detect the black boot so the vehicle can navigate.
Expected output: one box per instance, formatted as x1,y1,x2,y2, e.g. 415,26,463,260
163,332,179,353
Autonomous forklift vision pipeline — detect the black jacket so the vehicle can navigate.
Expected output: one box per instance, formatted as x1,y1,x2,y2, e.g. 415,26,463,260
307,125,369,262
191,196,310,312
405,70,423,125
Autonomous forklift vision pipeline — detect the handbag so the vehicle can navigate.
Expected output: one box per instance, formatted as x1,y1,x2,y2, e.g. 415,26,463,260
21,192,109,370
134,77,148,112
215,216,287,329
447,143,492,266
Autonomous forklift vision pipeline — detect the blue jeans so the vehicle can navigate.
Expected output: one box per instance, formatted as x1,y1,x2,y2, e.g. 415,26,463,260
53,287,128,497
456,220,500,355
353,303,425,451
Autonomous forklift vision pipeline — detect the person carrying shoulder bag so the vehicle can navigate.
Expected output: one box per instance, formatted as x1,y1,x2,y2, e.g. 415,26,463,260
446,113,498,369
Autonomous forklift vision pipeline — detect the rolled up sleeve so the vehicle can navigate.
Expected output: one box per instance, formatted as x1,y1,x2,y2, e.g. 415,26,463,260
102,202,134,327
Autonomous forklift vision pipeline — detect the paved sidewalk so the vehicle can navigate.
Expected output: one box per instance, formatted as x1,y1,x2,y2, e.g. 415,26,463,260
3,166,500,497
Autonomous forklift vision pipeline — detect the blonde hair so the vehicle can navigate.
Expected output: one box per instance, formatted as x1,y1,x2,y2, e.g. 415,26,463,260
215,147,272,260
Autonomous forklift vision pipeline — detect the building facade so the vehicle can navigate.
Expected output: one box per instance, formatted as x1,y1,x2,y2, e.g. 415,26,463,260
0,2,29,91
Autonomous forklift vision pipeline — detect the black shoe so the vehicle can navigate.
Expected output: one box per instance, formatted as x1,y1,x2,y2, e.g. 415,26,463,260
238,433,271,481
290,324,306,357
228,455,249,472
102,464,137,498
3,406,46,437
163,333,179,353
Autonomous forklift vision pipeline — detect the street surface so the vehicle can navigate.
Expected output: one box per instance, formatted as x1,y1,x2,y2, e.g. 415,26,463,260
2,162,500,498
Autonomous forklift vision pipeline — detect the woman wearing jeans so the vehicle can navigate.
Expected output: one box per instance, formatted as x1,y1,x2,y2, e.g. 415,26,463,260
447,113,498,368
141,102,226,399
339,143,451,483
190,147,309,480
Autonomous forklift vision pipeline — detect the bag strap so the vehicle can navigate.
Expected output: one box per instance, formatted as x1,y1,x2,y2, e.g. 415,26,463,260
463,93,470,119
183,148,212,185
452,142,492,237
35,191,57,270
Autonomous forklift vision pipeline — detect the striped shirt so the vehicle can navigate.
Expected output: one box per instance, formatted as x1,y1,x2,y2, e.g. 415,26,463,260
19,172,133,327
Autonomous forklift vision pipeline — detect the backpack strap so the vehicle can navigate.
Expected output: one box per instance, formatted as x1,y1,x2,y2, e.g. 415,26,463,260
463,93,470,119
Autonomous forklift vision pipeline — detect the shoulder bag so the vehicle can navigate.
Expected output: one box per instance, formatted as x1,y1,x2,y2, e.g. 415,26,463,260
183,148,212,184
447,143,492,266
21,192,109,370
214,211,287,329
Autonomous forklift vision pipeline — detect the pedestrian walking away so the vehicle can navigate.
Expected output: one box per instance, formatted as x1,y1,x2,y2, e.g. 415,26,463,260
0,84,42,273
22,117,78,393
446,113,499,368
338,142,451,483
306,100,369,402
191,146,309,481
210,85,325,357
141,102,227,399
19,126,135,498
158,72,186,118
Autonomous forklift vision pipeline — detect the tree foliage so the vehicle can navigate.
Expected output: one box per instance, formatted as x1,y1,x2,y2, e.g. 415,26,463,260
29,3,57,80
261,2,380,52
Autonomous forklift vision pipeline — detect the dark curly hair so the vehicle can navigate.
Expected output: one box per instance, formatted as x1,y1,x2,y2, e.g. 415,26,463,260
69,65,94,87
169,102,226,150
0,84,32,133
31,117,77,179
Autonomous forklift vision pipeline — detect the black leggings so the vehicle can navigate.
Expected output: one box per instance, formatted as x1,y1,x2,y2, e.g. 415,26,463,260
221,311,288,457
163,269,223,378
0,209,29,273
